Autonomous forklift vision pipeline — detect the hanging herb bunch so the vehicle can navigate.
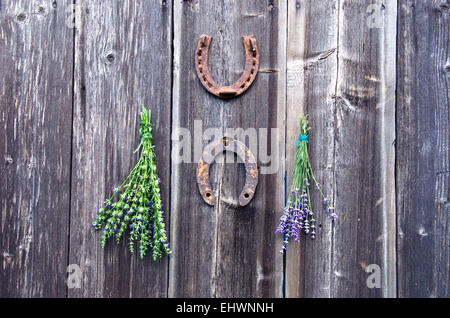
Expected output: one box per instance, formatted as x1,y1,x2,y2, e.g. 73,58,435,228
92,106,171,260
276,114,337,253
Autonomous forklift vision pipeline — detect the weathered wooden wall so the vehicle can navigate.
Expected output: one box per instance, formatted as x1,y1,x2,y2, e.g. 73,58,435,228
396,0,449,298
0,0,73,297
169,0,285,298
0,0,448,298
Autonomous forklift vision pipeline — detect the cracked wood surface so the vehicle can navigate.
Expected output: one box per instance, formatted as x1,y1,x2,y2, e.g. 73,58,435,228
0,0,448,298
396,0,449,298
68,0,172,297
169,0,285,297
0,0,73,297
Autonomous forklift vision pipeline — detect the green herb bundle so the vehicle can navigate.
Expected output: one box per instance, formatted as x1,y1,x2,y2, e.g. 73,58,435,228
92,106,171,260
276,114,337,253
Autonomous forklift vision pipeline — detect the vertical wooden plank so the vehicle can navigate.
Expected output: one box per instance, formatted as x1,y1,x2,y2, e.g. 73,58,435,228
69,0,172,297
332,0,397,297
170,0,285,297
0,0,73,297
396,0,449,298
285,0,338,298
286,0,397,297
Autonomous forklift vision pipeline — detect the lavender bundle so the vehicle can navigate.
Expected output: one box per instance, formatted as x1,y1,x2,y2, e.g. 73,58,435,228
276,114,337,253
92,106,171,260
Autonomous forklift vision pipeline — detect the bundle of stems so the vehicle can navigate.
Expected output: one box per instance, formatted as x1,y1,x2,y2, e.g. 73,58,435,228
92,106,171,260
276,114,337,253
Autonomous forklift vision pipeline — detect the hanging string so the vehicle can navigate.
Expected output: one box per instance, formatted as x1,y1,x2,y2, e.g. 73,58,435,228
296,134,309,147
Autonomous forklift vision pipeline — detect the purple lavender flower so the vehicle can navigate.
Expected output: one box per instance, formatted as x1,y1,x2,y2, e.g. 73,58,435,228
275,114,337,252
329,212,338,221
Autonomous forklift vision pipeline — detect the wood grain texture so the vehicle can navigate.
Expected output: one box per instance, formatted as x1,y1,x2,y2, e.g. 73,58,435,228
285,0,338,298
0,0,448,299
69,0,171,297
331,0,397,298
396,0,449,298
0,0,73,297
169,0,285,297
286,0,397,298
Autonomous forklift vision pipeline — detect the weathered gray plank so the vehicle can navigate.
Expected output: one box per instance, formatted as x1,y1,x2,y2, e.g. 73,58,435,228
286,0,397,298
331,0,397,297
0,0,73,297
285,0,338,298
396,0,449,298
169,0,285,297
69,0,172,297
0,0,448,299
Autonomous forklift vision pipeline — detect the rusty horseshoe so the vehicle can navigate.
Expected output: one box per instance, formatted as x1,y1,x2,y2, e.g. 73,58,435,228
197,137,258,206
195,34,260,99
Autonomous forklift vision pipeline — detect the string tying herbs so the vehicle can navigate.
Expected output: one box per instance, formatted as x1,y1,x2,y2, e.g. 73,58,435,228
276,114,337,253
92,106,171,260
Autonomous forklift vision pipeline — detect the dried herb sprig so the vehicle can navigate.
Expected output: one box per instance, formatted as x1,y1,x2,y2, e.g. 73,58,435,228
276,114,337,253
92,106,171,260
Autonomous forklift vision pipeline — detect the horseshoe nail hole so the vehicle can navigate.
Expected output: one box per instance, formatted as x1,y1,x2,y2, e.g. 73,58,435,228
5,156,13,164
253,59,256,66
240,84,246,89
247,77,251,82
197,50,202,56
206,192,212,198
106,53,115,63
244,193,249,199
37,6,46,14
445,63,450,73
16,13,27,22
251,69,255,74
